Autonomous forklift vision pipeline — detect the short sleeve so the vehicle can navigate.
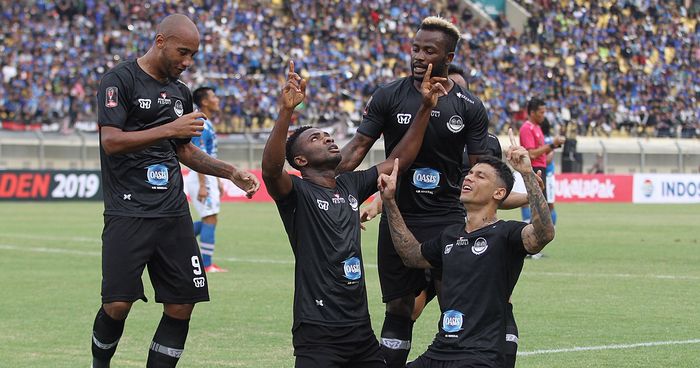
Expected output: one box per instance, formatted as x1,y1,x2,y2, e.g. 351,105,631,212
173,83,194,146
519,124,537,150
505,220,529,256
97,72,130,129
357,87,389,139
464,100,489,156
420,236,444,269
340,167,379,203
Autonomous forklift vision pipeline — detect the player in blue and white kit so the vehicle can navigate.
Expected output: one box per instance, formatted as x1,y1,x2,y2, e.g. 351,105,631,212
186,87,227,273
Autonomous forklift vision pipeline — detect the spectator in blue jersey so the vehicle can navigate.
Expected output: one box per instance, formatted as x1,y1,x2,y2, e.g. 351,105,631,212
186,87,227,273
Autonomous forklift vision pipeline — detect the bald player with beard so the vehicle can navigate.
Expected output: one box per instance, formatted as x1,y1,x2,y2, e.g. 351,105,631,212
91,14,259,368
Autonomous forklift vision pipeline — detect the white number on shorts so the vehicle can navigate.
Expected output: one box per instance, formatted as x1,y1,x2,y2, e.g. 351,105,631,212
191,256,202,275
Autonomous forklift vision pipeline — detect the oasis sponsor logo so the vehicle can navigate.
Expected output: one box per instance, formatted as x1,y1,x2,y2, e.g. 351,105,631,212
348,195,359,211
146,164,169,188
442,310,464,334
447,115,464,133
396,113,412,125
412,168,440,190
472,237,488,255
343,256,362,281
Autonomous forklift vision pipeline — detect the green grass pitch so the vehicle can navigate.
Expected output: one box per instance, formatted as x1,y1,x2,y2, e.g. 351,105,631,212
0,202,698,367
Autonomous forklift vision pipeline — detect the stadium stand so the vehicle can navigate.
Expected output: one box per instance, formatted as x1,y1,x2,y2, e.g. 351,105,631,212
0,0,697,139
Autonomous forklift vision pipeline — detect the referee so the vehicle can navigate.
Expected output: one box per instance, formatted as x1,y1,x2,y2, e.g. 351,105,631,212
91,14,259,368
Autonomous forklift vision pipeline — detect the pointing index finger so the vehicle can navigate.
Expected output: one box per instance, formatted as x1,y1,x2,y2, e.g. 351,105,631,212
289,60,295,75
424,63,433,82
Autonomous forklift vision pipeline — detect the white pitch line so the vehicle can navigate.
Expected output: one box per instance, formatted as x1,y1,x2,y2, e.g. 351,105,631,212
0,233,100,243
1,244,699,280
519,338,700,356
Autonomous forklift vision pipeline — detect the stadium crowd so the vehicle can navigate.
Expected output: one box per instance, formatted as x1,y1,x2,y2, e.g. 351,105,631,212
0,0,697,138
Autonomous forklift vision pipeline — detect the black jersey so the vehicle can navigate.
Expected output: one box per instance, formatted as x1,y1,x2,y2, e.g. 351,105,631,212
275,168,379,329
97,60,193,217
359,77,488,221
420,220,528,366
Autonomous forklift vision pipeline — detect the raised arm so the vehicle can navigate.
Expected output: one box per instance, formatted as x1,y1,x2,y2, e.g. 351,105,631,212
376,64,447,176
378,159,432,268
100,111,206,155
178,143,260,199
506,129,555,254
336,132,377,174
261,60,306,200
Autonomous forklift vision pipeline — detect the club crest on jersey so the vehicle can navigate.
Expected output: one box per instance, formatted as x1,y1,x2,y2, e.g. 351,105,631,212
105,87,118,108
146,164,169,188
442,310,464,333
472,237,488,255
138,99,152,109
348,195,359,211
447,115,464,133
317,199,329,211
174,99,184,117
444,244,453,254
412,168,440,190
343,257,362,281
158,92,172,105
396,113,412,125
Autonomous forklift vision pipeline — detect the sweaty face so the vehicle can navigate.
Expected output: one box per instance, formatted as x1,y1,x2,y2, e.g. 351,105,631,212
159,34,200,79
460,163,505,205
411,29,452,81
294,128,341,169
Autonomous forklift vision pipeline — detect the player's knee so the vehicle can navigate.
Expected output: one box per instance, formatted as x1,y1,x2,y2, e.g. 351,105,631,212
164,303,195,320
202,215,217,225
103,301,133,320
386,294,414,317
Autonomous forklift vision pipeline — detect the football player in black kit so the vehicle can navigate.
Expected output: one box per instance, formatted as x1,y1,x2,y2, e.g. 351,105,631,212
261,60,447,368
378,132,555,368
337,17,489,367
91,14,260,368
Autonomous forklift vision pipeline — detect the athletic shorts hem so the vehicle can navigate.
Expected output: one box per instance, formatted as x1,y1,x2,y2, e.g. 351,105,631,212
102,294,147,304
154,295,210,304
381,285,424,303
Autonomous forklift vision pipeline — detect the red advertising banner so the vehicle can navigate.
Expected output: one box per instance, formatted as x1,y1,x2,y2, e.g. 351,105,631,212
0,170,103,200
554,174,633,203
182,168,289,202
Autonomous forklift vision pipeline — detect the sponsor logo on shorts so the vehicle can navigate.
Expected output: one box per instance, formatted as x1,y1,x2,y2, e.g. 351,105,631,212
105,87,118,108
174,99,184,117
396,113,412,125
447,115,464,133
317,199,329,211
348,195,358,211
342,256,362,281
412,168,440,190
442,310,464,334
146,164,169,189
472,237,488,255
193,277,206,288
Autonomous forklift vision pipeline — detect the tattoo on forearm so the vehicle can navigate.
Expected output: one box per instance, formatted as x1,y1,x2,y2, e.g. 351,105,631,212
187,147,232,179
384,199,429,268
523,172,555,252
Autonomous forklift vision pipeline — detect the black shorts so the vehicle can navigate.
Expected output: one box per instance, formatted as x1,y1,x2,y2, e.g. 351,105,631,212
293,322,385,368
504,303,519,368
101,215,209,304
378,216,464,303
407,355,491,368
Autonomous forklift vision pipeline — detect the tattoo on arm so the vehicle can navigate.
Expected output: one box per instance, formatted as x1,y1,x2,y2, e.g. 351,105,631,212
183,145,233,179
522,172,555,253
384,199,432,269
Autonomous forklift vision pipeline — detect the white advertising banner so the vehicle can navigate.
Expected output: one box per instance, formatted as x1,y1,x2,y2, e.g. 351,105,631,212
633,174,700,204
